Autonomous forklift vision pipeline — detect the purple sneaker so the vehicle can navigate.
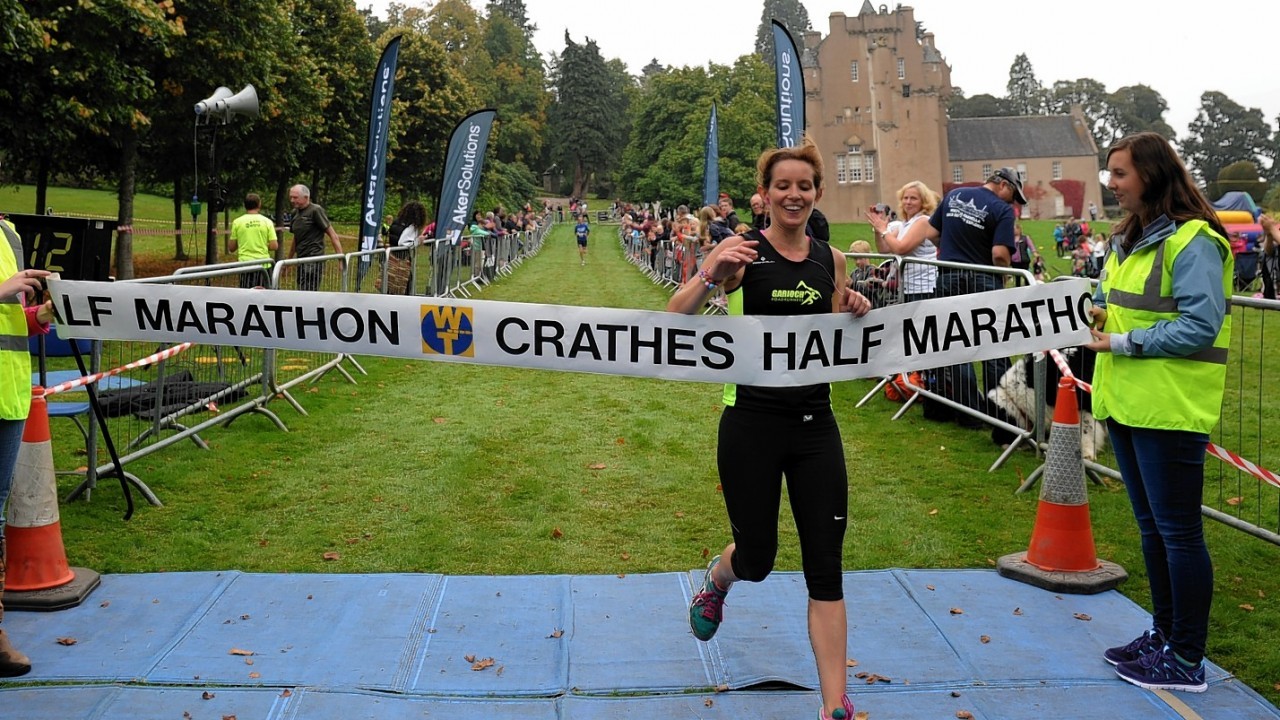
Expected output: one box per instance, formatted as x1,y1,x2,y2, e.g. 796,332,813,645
1104,628,1164,666
818,693,855,720
1115,644,1207,693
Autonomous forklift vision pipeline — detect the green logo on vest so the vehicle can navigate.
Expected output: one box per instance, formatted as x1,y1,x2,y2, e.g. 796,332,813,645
771,281,821,306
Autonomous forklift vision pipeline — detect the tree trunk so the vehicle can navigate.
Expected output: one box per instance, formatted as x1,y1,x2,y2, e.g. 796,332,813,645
34,155,50,215
172,177,188,260
115,129,138,280
571,160,586,201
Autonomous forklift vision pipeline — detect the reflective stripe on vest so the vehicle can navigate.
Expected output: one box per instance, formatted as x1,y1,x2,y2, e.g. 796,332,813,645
1093,219,1232,434
0,220,32,419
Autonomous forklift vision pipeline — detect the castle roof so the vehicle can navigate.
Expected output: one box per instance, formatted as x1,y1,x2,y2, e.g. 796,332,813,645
948,115,1097,161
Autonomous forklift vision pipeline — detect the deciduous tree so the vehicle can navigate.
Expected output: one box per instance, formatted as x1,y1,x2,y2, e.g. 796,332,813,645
1180,91,1273,185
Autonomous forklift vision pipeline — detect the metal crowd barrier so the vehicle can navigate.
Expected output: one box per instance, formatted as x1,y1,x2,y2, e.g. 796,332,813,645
619,226,717,311
978,276,1280,547
62,264,289,504
51,215,556,506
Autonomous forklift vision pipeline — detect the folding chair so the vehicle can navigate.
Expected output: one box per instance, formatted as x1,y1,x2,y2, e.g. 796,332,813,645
30,327,94,442
1235,250,1261,294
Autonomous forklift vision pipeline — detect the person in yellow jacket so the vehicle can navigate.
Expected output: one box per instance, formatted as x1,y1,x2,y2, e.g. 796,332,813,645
1085,132,1232,694
228,193,278,288
0,217,55,677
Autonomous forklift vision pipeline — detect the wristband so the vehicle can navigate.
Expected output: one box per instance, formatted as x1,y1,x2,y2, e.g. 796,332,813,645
697,269,718,290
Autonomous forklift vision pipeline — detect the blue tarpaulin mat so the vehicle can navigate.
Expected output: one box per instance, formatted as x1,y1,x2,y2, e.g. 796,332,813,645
1,569,1277,719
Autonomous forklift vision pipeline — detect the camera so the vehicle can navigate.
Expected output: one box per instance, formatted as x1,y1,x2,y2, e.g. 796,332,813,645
871,203,892,215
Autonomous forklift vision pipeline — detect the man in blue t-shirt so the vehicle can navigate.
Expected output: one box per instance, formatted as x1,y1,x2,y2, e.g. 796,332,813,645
896,167,1026,438
574,215,590,266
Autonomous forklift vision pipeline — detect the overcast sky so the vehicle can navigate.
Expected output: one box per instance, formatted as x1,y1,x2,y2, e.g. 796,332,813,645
363,0,1280,143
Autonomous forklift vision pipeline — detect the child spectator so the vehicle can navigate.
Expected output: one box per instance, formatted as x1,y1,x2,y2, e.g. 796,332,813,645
848,240,886,307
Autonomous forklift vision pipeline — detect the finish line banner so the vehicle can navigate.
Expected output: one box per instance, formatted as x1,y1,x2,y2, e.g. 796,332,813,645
47,278,1093,387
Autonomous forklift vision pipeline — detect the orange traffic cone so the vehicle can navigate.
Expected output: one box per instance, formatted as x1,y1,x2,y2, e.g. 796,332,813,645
997,378,1126,594
2,387,100,611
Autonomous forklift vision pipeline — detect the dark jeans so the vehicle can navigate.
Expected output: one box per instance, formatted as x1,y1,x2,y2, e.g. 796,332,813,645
0,418,26,536
297,262,323,292
935,269,1010,418
1107,419,1212,664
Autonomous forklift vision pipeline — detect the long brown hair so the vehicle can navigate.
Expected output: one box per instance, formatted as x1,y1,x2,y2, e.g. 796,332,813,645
1107,132,1225,247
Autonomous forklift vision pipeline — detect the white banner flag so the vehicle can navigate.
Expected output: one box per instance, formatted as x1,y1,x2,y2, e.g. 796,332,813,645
48,278,1094,387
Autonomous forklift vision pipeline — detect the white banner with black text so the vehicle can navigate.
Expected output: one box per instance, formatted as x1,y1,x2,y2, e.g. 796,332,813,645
48,277,1093,387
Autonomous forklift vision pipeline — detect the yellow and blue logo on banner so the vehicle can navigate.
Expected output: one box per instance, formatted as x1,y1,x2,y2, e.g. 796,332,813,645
421,305,475,357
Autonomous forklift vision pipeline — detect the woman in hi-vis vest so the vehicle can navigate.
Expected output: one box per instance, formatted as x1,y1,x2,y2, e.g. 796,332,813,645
0,218,54,677
1086,133,1233,694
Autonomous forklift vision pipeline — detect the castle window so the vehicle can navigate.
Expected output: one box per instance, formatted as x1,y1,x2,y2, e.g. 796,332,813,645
1052,161,1063,180
902,83,910,98
835,155,848,184
982,164,992,179
850,61,859,82
952,165,963,183
863,154,876,183
897,58,905,80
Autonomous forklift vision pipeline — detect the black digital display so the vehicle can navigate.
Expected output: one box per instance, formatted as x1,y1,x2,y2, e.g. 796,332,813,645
4,214,116,281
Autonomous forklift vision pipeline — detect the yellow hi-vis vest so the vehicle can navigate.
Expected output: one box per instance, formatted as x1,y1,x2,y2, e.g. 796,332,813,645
0,219,32,420
1093,219,1232,434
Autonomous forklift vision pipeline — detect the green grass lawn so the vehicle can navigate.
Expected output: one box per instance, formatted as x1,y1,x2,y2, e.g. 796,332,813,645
14,188,1280,705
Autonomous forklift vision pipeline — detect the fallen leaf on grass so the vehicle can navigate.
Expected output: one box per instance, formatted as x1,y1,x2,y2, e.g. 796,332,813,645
229,648,254,656
674,511,685,518
1073,613,1092,621
322,551,340,561
1226,496,1243,506
1240,604,1255,612
615,437,626,445
702,547,710,559
433,417,447,424
551,527,564,539
620,552,631,561
928,509,938,516
588,463,607,470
